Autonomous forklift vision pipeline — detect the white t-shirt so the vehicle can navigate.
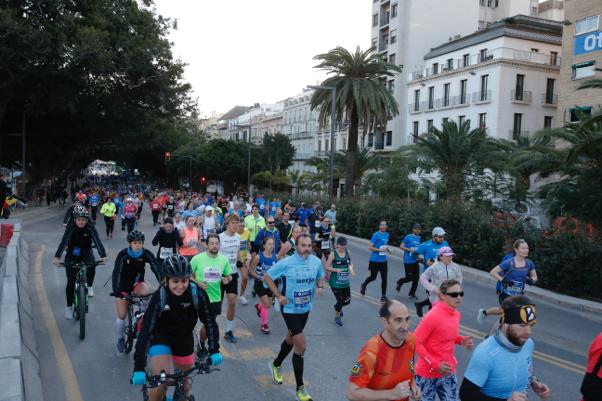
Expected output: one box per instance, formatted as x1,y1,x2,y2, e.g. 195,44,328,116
202,216,217,238
219,231,241,269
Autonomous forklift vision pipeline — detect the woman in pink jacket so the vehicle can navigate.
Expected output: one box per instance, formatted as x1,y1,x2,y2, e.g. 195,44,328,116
414,279,474,401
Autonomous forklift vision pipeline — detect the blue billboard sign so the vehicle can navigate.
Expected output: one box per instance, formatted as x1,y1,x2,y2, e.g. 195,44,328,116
575,30,602,55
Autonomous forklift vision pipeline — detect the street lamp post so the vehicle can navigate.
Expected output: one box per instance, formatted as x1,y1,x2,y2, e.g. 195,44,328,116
308,85,337,203
171,155,198,188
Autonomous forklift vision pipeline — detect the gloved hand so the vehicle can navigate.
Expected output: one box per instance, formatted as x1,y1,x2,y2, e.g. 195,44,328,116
131,371,146,386
526,278,534,286
210,353,223,366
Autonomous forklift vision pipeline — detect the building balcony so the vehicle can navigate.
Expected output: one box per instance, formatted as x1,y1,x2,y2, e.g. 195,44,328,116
541,93,558,107
409,103,422,114
472,90,492,104
293,153,314,161
509,130,530,140
510,90,532,104
452,95,470,107
314,150,330,158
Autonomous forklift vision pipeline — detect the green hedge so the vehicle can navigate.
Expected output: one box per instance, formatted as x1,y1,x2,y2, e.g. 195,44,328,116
282,196,601,301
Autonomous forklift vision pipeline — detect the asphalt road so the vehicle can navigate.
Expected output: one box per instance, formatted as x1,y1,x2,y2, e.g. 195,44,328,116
15,204,601,401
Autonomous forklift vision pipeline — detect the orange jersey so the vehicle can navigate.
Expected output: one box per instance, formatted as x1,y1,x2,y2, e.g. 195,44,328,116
349,333,416,401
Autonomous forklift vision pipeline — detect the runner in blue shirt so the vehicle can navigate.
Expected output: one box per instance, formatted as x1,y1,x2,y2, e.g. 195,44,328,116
413,226,448,316
396,223,422,299
296,204,310,227
256,195,268,217
360,220,391,303
263,233,325,401
269,198,281,218
460,295,551,401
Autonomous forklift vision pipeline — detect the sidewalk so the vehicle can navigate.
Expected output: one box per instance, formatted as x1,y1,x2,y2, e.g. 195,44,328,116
342,232,602,314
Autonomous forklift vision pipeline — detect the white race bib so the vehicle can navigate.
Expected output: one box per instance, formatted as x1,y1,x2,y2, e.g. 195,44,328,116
379,245,387,256
321,240,330,250
159,247,173,259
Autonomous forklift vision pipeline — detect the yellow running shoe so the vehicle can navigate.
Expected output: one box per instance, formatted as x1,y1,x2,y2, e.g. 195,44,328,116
269,361,283,385
295,385,313,401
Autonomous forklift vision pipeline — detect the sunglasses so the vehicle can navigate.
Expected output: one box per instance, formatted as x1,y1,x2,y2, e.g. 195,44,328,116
267,221,275,224
444,291,464,298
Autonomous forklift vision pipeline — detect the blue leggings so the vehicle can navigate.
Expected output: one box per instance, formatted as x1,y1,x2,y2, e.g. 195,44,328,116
415,374,459,401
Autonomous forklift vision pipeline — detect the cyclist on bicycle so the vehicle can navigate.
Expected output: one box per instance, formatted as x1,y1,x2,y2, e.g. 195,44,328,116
112,229,162,354
53,208,107,319
131,255,222,401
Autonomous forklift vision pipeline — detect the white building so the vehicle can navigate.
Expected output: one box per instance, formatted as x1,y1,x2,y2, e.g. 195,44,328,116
370,0,563,149
282,89,319,173
407,15,562,141
228,103,282,143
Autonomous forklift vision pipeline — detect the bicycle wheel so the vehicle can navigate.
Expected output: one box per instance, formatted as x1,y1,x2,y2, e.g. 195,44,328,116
78,282,86,340
124,307,134,354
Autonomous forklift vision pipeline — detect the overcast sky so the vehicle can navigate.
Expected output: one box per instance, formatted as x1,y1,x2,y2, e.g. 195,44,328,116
153,0,371,117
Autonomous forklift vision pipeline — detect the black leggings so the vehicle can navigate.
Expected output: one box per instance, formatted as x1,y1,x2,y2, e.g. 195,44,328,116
152,210,160,225
64,256,96,306
104,216,114,236
332,287,351,312
125,217,136,233
363,261,388,296
397,262,419,296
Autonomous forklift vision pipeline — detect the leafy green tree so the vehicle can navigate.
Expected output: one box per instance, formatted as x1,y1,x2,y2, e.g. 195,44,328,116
252,170,290,192
401,120,504,201
261,133,295,174
310,46,401,196
362,154,416,199
288,170,310,195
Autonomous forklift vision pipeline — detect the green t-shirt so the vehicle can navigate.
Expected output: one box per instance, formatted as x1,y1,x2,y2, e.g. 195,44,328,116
190,252,232,303
329,249,351,289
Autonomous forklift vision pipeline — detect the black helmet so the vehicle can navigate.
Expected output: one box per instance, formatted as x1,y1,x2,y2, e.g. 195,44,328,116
73,205,88,218
162,255,191,278
127,229,145,242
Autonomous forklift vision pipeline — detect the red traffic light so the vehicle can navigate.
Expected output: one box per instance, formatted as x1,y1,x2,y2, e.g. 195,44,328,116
164,151,171,161
200,176,207,184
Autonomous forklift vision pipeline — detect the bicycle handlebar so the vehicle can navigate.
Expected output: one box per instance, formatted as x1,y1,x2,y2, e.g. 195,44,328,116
57,261,105,268
138,360,220,388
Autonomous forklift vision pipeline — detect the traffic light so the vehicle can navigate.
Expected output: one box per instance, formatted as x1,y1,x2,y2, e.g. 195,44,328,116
164,151,171,162
200,176,207,184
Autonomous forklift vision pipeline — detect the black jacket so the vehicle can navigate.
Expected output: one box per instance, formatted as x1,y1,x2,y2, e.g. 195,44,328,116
54,222,106,259
111,248,161,295
151,228,183,260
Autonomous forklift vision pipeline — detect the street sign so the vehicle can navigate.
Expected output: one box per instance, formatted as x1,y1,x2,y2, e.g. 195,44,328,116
575,30,602,55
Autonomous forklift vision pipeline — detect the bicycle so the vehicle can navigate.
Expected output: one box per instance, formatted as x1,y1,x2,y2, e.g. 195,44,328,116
58,261,105,340
139,360,220,401
116,293,151,354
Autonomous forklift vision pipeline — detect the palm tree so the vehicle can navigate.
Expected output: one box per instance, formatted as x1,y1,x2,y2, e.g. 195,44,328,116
310,46,401,196
336,148,381,192
287,169,309,196
401,120,504,201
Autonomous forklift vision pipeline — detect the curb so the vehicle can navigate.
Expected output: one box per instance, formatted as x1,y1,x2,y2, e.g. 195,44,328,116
0,221,43,401
341,232,602,314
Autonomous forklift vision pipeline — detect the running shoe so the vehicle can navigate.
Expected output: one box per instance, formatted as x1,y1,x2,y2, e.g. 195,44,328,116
224,330,238,343
395,279,403,292
116,338,126,353
360,283,366,296
269,362,283,385
477,308,487,325
295,385,313,401
239,296,249,305
65,306,73,320
380,296,388,303
408,294,418,301
254,303,261,318
261,324,270,334
334,317,343,326
414,302,424,318
87,286,94,297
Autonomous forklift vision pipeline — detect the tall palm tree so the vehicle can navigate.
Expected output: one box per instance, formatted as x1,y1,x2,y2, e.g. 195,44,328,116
288,169,309,196
336,148,381,192
401,120,504,201
310,46,401,196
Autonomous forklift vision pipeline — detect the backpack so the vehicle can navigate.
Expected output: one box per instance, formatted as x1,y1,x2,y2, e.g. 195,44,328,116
158,281,199,316
496,257,534,294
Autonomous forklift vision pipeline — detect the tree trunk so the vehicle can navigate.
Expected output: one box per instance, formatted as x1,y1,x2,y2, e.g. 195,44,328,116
345,107,359,197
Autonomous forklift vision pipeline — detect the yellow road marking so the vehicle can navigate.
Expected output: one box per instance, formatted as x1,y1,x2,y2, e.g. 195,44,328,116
34,245,84,401
239,347,276,361
350,290,587,374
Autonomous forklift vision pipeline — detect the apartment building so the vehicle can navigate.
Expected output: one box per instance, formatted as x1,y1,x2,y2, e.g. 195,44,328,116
228,103,282,143
248,111,284,145
370,0,561,150
407,15,562,141
282,90,319,173
557,0,602,124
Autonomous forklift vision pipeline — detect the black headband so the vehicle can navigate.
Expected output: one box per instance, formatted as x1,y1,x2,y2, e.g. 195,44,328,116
502,304,537,325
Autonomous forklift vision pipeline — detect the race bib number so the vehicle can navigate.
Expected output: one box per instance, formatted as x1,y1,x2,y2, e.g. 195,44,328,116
72,247,81,257
203,267,221,283
321,240,330,250
206,228,217,234
336,270,349,285
315,221,321,228
159,247,173,259
379,245,387,256
239,241,248,251
167,205,174,210
504,280,524,296
293,290,311,309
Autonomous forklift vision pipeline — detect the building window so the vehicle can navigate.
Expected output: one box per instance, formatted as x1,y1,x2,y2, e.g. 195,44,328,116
372,14,378,27
446,58,453,70
389,54,396,64
342,138,347,150
371,37,377,49
460,79,467,104
544,116,553,129
575,15,599,35
387,80,395,93
513,113,522,139
569,106,592,122
368,133,374,147
428,86,435,109
515,74,525,100
462,54,470,67
443,83,450,107
391,3,398,18
459,115,466,125
478,20,486,29
531,48,539,53
442,117,449,124
427,120,433,132
479,48,489,62
414,89,420,111
432,63,439,74
386,131,392,146
545,78,555,104
413,121,419,140
318,140,322,152
550,51,559,66
572,61,596,80
479,113,487,128
390,30,397,44
480,74,489,100
325,139,329,151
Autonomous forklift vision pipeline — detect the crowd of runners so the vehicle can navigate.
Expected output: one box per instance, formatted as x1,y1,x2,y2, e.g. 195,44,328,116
45,178,600,401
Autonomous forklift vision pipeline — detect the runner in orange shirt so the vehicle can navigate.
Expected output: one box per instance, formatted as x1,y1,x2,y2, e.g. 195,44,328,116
347,299,421,401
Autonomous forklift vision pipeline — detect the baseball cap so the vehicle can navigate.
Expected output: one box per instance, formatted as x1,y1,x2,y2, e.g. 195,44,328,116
432,227,446,236
438,246,455,257
412,223,422,229
205,206,214,212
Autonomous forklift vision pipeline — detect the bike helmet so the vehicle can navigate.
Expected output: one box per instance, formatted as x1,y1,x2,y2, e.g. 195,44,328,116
162,255,192,278
127,229,145,242
73,205,88,218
